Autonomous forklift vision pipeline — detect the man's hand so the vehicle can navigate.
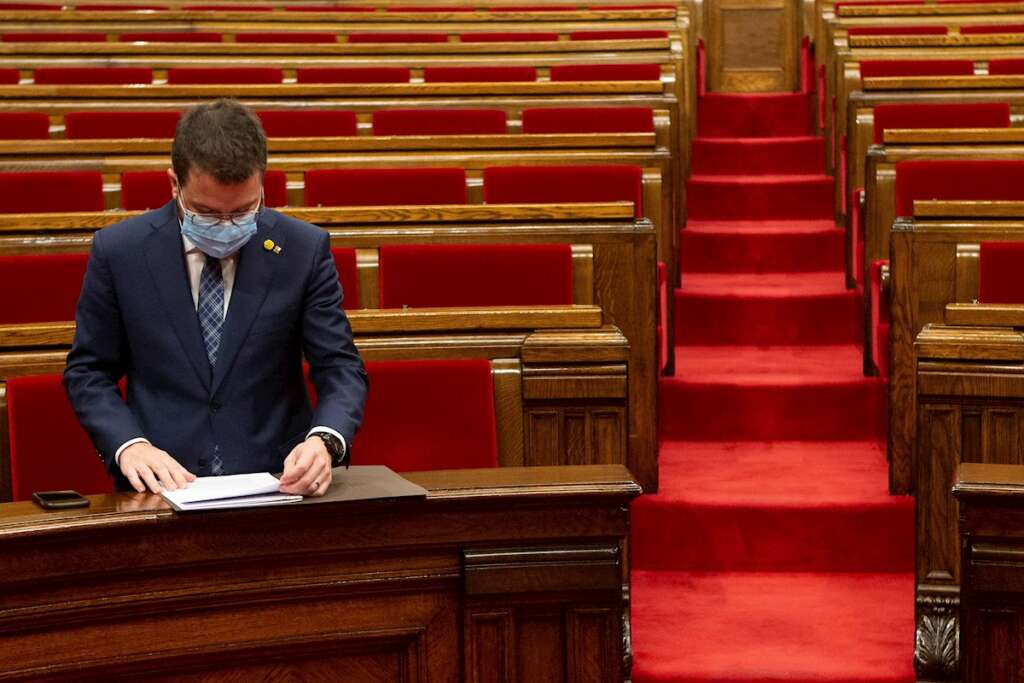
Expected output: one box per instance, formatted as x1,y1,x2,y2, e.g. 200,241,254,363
279,436,332,497
119,442,196,494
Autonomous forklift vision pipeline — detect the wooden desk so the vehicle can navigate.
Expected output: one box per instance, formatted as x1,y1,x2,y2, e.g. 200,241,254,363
0,465,639,682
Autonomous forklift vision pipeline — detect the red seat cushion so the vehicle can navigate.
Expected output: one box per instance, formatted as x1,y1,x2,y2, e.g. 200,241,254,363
121,171,172,210
257,110,357,137
264,169,288,207
962,23,1024,34
305,168,467,207
423,66,537,82
284,4,375,10
330,247,360,309
235,32,337,43
847,25,948,35
3,32,107,41
979,242,1024,303
354,359,498,472
0,253,89,324
0,2,60,8
460,31,558,41
859,59,974,79
182,4,273,9
167,68,283,84
484,164,644,217
521,106,654,133
33,67,153,85
372,108,507,135
65,110,181,139
872,102,1010,143
0,171,105,213
989,59,1024,76
0,112,50,139
347,32,448,43
296,67,411,84
386,5,476,10
77,3,167,9
594,3,677,7
0,68,18,85
119,31,222,42
550,63,662,81
489,5,576,10
8,374,114,501
569,29,669,39
894,159,1024,216
378,243,573,308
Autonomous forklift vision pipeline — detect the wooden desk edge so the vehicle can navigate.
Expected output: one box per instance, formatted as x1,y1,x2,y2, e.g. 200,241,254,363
954,462,1024,500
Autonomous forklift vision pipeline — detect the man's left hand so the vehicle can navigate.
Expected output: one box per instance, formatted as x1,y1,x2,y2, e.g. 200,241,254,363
279,436,332,497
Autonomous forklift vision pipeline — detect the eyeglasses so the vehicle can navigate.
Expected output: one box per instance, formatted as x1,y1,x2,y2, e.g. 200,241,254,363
177,187,264,228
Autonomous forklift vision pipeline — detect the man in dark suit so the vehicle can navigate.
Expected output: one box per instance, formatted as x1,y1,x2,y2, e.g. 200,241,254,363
64,99,368,497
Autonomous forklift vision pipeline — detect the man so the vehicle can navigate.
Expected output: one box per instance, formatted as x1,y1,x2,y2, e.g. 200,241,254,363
64,98,367,497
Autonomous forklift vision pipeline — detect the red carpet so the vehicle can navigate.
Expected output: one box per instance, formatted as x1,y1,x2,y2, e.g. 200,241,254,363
631,92,914,682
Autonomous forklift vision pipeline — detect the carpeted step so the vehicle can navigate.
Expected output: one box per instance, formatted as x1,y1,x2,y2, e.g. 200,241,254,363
698,92,814,138
631,570,916,683
681,220,844,273
659,346,886,440
687,174,833,221
631,440,913,572
691,136,825,175
675,272,860,345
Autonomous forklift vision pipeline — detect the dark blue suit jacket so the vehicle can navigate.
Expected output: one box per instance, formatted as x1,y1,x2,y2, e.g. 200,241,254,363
63,201,368,486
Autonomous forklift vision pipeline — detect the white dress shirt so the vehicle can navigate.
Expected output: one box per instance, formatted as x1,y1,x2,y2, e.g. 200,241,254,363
114,235,346,467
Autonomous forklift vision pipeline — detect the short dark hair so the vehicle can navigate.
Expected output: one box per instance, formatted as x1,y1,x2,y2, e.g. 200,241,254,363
171,98,267,187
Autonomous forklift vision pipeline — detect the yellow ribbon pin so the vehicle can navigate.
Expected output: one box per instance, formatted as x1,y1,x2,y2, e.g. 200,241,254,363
263,239,275,252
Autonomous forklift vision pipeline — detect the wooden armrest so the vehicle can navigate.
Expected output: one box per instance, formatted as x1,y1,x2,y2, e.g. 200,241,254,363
0,322,75,348
348,305,603,334
863,75,1024,91
945,303,1024,327
883,128,1024,145
913,200,1024,219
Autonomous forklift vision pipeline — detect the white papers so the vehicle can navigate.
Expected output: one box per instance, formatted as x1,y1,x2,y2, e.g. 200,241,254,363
160,472,302,512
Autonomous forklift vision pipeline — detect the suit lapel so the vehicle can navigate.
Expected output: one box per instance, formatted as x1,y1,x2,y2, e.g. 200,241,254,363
210,211,282,397
144,202,212,392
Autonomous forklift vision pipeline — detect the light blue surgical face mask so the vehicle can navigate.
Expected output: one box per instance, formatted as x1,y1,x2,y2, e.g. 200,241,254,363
177,187,263,259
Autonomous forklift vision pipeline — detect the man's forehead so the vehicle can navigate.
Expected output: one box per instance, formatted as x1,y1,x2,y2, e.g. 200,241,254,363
183,171,262,211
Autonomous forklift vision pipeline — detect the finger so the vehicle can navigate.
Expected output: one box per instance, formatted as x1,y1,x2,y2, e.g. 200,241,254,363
314,471,332,497
278,445,306,484
124,467,146,493
299,460,329,494
138,465,163,494
155,465,177,491
168,463,190,488
281,457,322,494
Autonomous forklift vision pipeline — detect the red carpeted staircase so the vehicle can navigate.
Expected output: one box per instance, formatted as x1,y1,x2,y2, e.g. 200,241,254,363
630,92,916,683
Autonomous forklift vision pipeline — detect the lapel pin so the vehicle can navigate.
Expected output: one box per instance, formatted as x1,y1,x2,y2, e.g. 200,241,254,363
263,239,281,254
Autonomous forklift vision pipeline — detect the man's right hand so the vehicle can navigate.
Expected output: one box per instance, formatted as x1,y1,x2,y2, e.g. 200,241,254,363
119,442,196,493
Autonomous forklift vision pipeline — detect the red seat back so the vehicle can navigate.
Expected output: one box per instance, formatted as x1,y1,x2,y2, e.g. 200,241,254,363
962,24,1024,34
119,31,223,42
460,31,558,41
65,110,181,139
78,3,167,8
354,359,498,472
521,106,654,133
0,2,60,9
550,63,662,81
330,247,361,309
895,160,1024,216
3,31,107,41
979,242,1024,303
0,69,18,85
372,108,507,135
386,5,475,10
0,171,104,213
182,3,272,9
257,110,358,138
490,5,576,10
305,168,467,207
859,59,974,78
121,169,288,210
235,32,337,43
989,59,1024,76
423,66,537,82
484,164,644,216
0,253,88,324
33,67,153,85
569,29,669,39
296,67,411,84
0,112,50,139
167,67,283,84
872,102,1010,143
378,243,573,308
347,32,447,43
285,4,375,10
7,374,114,501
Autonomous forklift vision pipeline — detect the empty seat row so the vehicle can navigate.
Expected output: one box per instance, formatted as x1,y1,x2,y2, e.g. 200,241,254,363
0,63,663,85
0,29,670,42
0,106,655,140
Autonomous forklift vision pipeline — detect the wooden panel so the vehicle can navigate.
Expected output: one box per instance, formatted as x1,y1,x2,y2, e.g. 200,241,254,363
566,409,589,467
706,0,798,91
466,610,515,683
983,408,1023,466
516,612,564,683
567,608,618,682
591,408,626,466
955,243,980,305
525,410,562,468
492,358,525,469
917,403,962,584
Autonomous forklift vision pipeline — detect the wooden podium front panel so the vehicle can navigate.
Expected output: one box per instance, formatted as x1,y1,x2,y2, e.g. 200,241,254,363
0,466,638,682
706,0,800,92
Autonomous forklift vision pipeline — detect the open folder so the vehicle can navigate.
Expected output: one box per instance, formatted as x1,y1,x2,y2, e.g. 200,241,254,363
160,472,300,511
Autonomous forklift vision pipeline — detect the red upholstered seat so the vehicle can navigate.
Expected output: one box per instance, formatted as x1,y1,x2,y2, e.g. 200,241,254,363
0,171,104,213
78,3,167,9
386,5,476,10
0,2,60,8
894,160,1024,216
459,31,559,41
423,66,537,82
594,3,676,7
872,102,1010,143
284,4,375,10
835,1,924,7
521,106,654,133
119,31,223,42
847,25,948,35
296,67,411,84
7,374,114,501
235,32,337,43
0,112,50,139
979,242,1024,303
489,5,576,10
121,169,288,210
167,68,283,84
484,164,644,217
3,32,107,41
0,253,88,324
989,59,1024,75
0,69,18,85
257,110,357,137
347,32,448,43
330,247,360,309
569,29,669,39
33,67,153,85
372,108,507,135
65,110,181,139
859,59,975,78
182,4,273,10
378,243,573,308
264,169,288,207
354,359,498,472
305,168,467,207
550,63,662,81
962,24,1024,34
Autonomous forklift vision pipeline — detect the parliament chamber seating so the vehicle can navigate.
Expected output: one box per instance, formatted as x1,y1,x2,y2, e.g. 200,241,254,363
0,253,88,324
0,170,104,212
978,240,1024,302
0,110,48,138
165,67,285,84
371,108,507,134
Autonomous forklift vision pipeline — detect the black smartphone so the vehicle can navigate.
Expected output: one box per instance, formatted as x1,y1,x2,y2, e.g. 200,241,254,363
32,490,90,510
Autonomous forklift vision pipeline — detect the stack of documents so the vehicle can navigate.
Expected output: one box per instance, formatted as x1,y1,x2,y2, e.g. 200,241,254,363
160,472,301,511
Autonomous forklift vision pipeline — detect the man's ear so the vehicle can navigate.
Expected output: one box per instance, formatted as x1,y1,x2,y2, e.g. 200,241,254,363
167,168,179,199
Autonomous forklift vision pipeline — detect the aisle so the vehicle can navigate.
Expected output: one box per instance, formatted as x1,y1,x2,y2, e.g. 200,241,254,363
630,92,916,683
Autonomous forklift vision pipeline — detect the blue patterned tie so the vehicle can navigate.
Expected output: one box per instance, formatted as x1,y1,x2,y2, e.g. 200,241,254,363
198,254,224,367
